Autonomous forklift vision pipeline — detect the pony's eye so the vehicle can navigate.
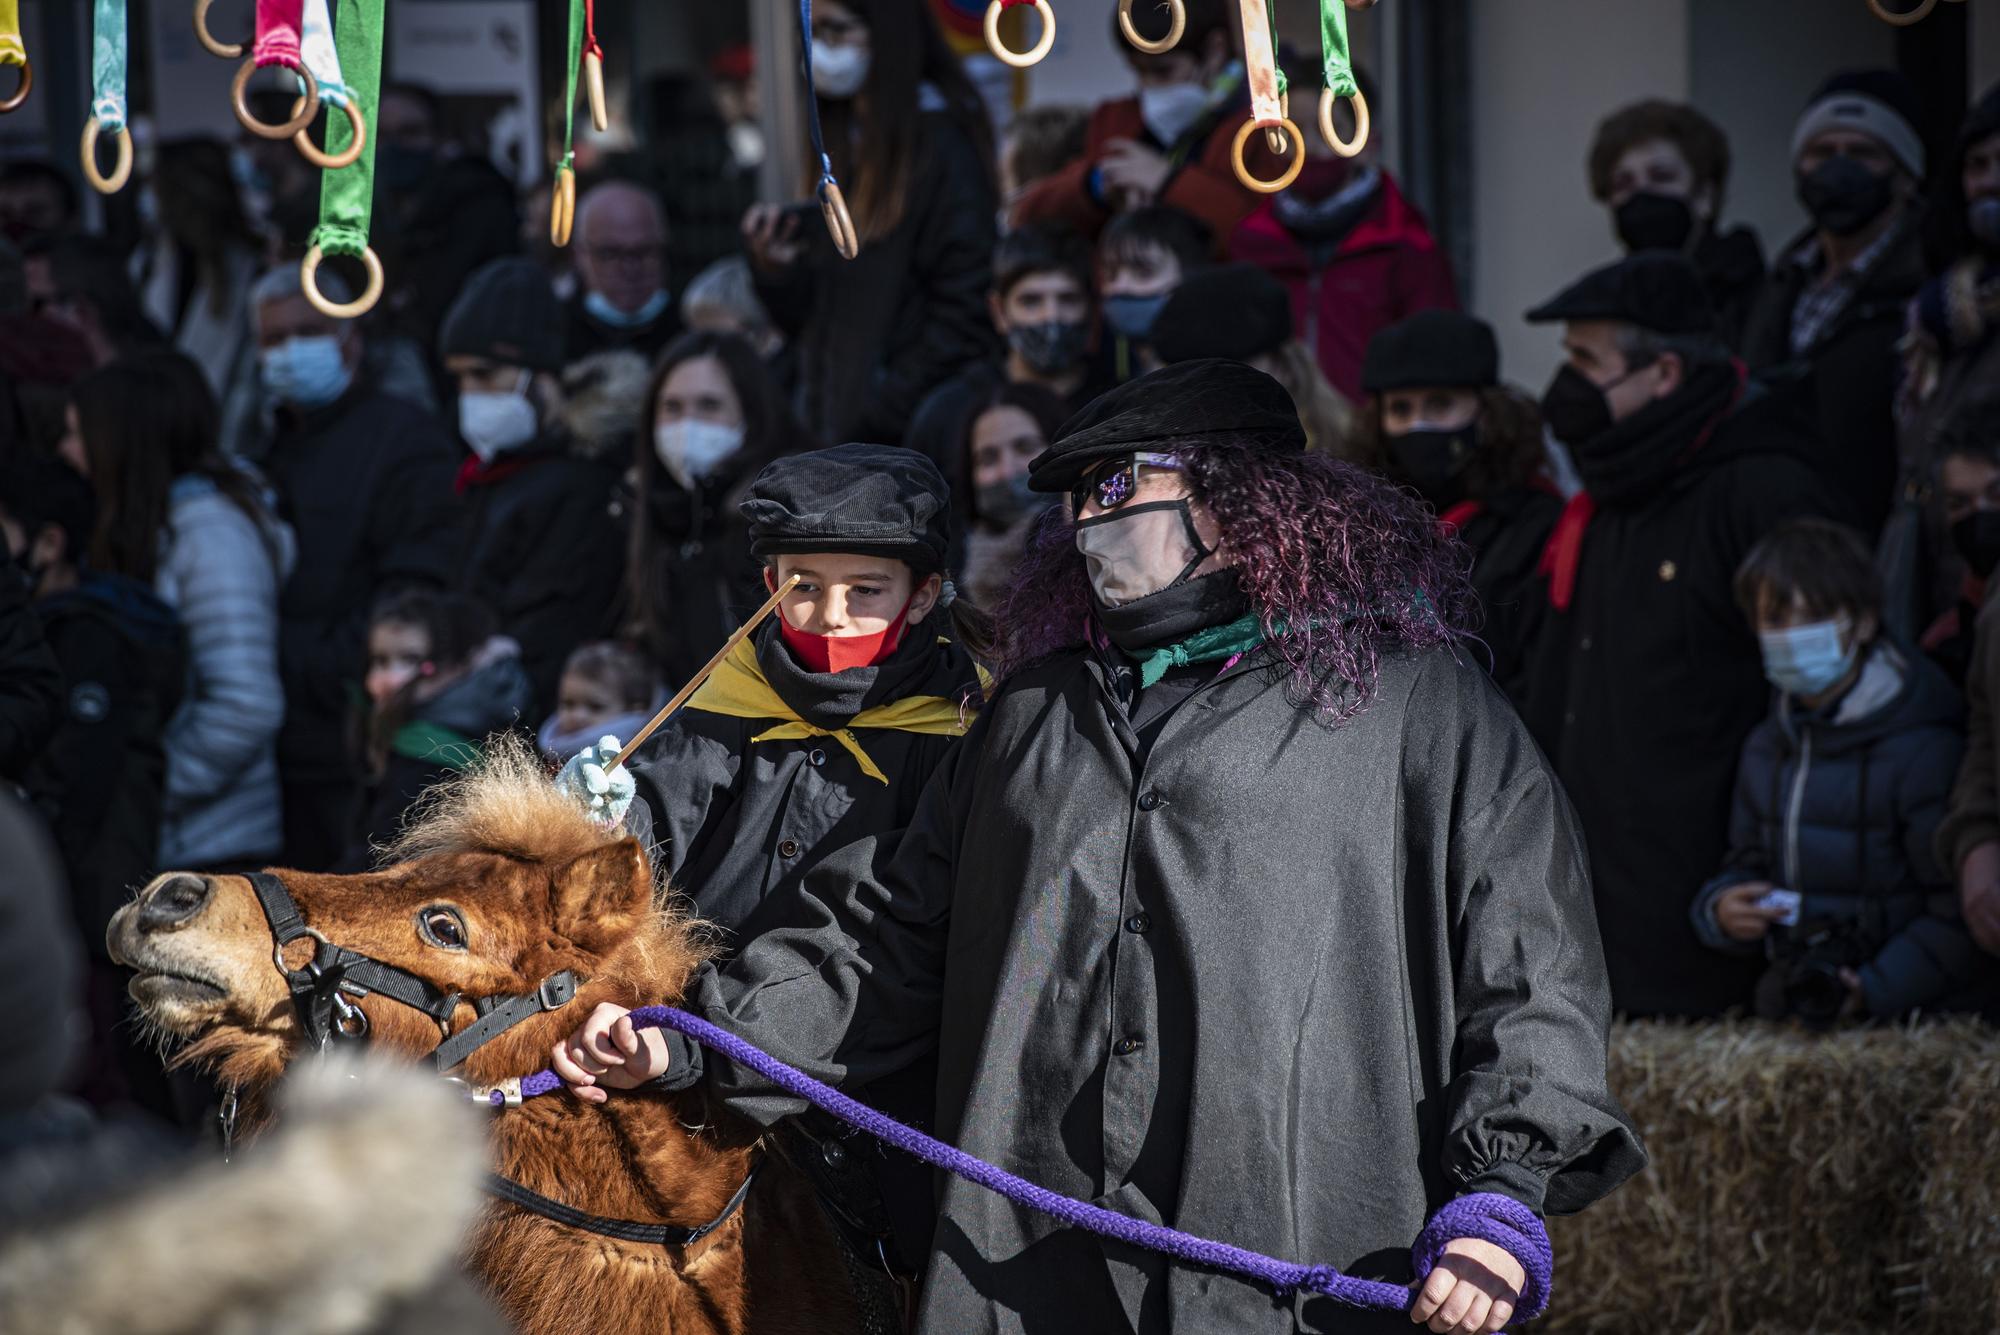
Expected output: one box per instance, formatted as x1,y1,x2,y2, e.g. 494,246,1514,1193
418,906,468,950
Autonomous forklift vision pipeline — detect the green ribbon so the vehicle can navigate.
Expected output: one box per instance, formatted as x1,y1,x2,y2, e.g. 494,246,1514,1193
308,0,383,259
1320,0,1358,99
558,0,583,178
1130,613,1270,688
391,719,479,770
91,0,125,132
1268,3,1288,102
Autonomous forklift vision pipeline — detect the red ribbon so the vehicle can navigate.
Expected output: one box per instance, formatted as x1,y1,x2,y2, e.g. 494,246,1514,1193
252,0,306,69
1438,500,1482,535
998,0,1035,8
584,0,604,59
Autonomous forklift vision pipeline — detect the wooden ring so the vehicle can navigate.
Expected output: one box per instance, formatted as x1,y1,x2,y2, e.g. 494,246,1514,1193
819,180,859,261
301,243,384,321
0,59,29,115
233,58,320,139
1229,117,1305,195
1318,85,1370,158
1117,0,1184,55
1867,0,1936,22
193,0,244,59
549,168,576,248
984,0,1056,70
80,117,134,194
292,94,366,170
584,50,608,133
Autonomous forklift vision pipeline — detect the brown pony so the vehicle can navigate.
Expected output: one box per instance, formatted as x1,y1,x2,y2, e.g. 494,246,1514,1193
107,738,859,1335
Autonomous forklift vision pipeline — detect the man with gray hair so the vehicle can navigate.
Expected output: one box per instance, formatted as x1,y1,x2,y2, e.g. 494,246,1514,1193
1742,69,1929,534
249,263,463,871
564,179,681,366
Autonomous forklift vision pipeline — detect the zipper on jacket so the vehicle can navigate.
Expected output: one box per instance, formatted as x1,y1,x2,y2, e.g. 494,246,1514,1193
1783,727,1812,891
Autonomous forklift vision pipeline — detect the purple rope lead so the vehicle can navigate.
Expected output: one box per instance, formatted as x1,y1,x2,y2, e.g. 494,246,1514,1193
520,1005,1552,1320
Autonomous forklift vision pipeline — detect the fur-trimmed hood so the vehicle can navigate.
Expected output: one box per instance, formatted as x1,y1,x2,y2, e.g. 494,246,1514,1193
553,349,651,463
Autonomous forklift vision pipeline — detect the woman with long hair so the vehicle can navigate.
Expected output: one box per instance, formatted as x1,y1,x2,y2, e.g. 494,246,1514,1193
740,0,998,445
621,330,814,688
954,378,1066,608
61,350,294,870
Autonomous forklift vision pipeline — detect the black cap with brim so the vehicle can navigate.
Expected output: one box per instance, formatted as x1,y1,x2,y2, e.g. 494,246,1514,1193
1151,263,1295,365
741,442,952,573
1525,252,1717,336
1027,358,1306,494
439,257,565,373
1361,310,1500,394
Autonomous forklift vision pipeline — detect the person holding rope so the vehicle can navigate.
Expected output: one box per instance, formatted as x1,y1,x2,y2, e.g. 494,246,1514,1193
554,359,1643,1334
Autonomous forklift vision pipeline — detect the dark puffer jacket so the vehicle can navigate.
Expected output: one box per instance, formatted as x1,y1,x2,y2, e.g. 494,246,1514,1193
1693,640,1984,1018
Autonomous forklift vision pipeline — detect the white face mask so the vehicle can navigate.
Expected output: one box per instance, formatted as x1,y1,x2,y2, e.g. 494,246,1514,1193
654,418,746,491
1074,499,1215,607
812,44,871,100
458,372,539,463
1139,82,1211,147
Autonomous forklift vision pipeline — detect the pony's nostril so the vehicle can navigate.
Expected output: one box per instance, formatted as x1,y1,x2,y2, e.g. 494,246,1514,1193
139,873,212,931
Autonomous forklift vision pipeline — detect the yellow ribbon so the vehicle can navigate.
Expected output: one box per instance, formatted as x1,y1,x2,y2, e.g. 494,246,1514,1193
0,0,26,66
687,637,985,785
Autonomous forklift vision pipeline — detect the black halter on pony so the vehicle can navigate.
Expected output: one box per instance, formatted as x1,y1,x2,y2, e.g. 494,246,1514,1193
245,871,758,1249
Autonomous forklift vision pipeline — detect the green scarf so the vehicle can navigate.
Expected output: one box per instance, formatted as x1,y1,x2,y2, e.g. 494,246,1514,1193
1130,613,1269,688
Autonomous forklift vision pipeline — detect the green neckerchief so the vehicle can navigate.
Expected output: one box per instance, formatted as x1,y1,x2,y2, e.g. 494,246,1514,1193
391,719,478,770
1130,613,1268,688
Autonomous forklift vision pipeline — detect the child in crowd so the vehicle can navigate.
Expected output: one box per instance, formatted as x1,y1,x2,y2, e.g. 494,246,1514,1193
346,589,534,868
1694,519,1981,1023
538,641,664,765
1097,204,1211,380
998,105,1088,206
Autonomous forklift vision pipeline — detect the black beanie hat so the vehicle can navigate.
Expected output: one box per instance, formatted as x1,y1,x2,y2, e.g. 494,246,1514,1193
1028,358,1305,493
1525,252,1717,337
1361,310,1500,394
1150,263,1295,365
741,443,952,573
439,258,565,373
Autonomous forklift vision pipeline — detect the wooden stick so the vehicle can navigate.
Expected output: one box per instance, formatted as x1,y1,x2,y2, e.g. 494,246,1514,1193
606,574,800,772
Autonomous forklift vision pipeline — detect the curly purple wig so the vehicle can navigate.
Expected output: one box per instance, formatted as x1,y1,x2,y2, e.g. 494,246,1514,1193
993,440,1479,723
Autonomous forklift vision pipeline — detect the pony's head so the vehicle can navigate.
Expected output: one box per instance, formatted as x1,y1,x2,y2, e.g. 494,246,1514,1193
109,737,705,1105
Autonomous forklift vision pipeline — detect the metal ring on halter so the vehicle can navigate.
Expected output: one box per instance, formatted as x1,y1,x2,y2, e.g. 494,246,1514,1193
584,50,608,133
1117,0,1184,55
80,116,134,193
233,58,321,139
291,95,366,170
1866,0,1937,22
331,989,370,1040
0,59,29,115
301,243,385,320
1318,85,1370,158
193,0,244,59
1229,116,1304,195
274,925,333,977
819,179,859,261
984,0,1056,70
549,167,576,248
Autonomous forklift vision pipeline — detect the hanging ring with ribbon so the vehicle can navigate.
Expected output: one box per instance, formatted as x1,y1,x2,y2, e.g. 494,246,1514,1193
1866,0,1936,22
819,179,859,261
584,49,607,133
301,242,384,320
984,0,1056,69
192,0,244,58
80,116,134,193
1318,85,1369,157
234,57,320,138
550,166,577,248
1230,116,1305,194
291,93,365,169
1117,0,1184,55
0,57,26,114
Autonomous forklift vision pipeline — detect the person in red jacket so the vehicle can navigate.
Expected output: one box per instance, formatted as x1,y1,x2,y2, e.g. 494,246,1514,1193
1227,60,1458,402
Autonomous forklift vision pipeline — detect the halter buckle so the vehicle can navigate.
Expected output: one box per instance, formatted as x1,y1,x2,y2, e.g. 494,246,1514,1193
273,924,331,980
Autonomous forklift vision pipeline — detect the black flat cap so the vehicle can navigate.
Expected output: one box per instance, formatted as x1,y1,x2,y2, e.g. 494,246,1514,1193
741,443,951,572
1525,253,1717,336
1151,263,1295,365
1028,358,1305,493
440,257,564,372
1361,310,1499,394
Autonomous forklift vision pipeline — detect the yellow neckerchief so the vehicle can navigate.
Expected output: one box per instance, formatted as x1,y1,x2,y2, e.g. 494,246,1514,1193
687,635,987,784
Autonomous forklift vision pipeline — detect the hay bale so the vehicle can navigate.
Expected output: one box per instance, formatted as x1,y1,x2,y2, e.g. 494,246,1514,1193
1543,1018,2000,1335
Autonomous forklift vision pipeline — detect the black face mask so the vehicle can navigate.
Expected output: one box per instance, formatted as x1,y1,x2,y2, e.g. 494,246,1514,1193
1796,156,1896,238
1614,192,1697,253
1007,320,1090,376
1540,365,1618,450
1093,568,1248,654
1386,425,1478,507
1952,511,2000,581
975,473,1045,527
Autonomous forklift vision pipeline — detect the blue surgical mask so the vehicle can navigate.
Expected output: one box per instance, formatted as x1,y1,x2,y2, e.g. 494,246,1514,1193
583,287,671,330
260,335,353,409
1103,292,1169,341
1758,617,1857,699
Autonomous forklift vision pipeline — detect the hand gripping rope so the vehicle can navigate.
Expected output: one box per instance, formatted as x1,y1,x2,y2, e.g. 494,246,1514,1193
798,0,859,260
300,0,384,320
293,0,365,169
985,0,1055,70
1318,0,1368,155
1230,0,1303,194
81,0,133,192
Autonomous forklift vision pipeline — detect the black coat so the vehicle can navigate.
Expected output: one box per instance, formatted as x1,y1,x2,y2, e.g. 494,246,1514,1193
23,574,184,954
1521,387,1839,1018
757,111,999,446
1456,487,1561,708
0,561,63,784
1693,642,1983,1018
560,292,684,370
267,382,463,781
1692,224,1767,353
453,444,624,710
1740,216,1926,535
664,644,1643,1334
